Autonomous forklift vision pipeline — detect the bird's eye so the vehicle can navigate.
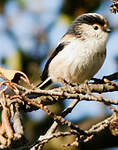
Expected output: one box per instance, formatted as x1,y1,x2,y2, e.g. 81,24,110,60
93,25,99,30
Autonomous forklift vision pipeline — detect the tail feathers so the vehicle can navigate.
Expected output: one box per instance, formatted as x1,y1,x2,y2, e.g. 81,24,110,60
37,77,52,89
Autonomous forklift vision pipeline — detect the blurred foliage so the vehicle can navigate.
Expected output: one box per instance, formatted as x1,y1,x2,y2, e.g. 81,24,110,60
0,0,113,149
0,0,103,81
62,0,102,18
0,0,9,13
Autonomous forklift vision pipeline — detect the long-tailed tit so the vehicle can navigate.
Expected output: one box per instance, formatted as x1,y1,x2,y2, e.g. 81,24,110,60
38,13,111,89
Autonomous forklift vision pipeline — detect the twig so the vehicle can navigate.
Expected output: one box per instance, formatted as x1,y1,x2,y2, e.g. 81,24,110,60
10,102,24,139
34,99,79,150
30,131,77,150
110,0,118,13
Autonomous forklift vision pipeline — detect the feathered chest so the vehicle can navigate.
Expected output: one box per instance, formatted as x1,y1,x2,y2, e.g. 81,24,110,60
48,39,106,83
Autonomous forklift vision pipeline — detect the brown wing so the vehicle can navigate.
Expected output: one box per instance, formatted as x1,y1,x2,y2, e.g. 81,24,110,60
41,42,66,81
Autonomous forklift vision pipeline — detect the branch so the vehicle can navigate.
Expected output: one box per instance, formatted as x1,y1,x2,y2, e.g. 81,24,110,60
1,70,118,149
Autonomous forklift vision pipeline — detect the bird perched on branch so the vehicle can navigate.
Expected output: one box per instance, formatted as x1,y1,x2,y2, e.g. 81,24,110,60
38,13,111,89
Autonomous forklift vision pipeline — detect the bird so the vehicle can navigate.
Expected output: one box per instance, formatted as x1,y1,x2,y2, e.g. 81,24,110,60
38,13,111,89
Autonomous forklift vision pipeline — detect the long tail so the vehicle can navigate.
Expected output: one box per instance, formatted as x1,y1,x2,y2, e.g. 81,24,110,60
36,77,52,89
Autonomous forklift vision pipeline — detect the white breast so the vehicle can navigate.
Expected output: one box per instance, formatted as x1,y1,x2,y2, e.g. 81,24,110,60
48,38,106,83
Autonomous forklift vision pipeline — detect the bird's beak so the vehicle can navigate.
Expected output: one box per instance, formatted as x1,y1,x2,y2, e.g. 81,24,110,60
105,28,111,33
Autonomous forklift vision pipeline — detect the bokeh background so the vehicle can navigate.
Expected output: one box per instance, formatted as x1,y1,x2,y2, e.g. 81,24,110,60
0,0,118,149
